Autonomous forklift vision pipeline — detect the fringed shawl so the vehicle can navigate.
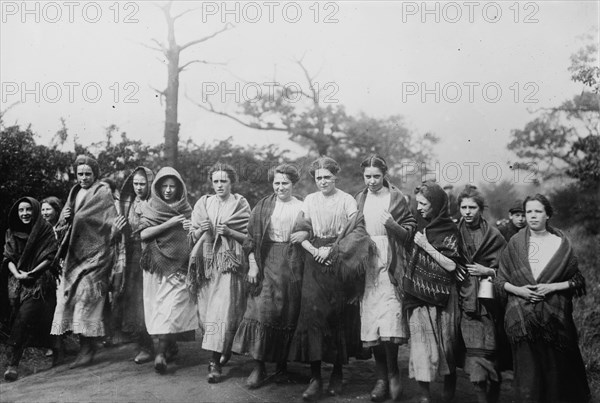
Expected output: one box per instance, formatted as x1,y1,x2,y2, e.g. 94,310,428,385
404,182,462,310
55,181,117,305
355,181,417,293
187,193,250,294
495,227,586,350
3,197,58,301
139,167,192,278
458,218,506,315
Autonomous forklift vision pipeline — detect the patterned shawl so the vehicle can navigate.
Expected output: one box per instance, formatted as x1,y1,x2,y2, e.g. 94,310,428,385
139,167,192,278
55,180,117,305
355,180,417,294
404,181,462,310
458,217,506,315
494,227,585,350
187,193,250,293
3,197,58,301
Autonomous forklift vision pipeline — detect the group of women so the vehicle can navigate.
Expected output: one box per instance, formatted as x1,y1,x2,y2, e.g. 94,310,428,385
2,153,591,403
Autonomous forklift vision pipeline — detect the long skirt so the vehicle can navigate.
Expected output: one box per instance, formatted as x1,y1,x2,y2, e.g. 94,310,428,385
113,239,146,335
8,292,55,349
197,269,246,355
361,235,408,347
52,274,107,337
288,237,348,364
461,311,499,383
143,271,198,336
512,340,590,403
232,242,302,362
408,288,461,382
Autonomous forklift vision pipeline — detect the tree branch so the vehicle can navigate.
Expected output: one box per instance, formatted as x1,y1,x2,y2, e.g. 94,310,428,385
179,59,226,72
179,23,234,51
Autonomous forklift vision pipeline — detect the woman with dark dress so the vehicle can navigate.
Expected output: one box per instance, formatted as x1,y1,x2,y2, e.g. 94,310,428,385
232,164,305,388
3,197,59,381
495,194,590,403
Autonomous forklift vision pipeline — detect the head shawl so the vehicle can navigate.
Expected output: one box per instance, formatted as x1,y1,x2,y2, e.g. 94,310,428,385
74,155,100,179
119,166,155,216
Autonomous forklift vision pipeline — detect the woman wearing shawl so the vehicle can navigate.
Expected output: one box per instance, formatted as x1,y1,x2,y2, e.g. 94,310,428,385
456,187,506,403
288,157,374,401
112,167,155,364
139,167,198,374
187,163,250,383
3,197,59,381
355,155,416,402
495,194,590,403
51,155,119,369
232,164,304,388
405,181,463,403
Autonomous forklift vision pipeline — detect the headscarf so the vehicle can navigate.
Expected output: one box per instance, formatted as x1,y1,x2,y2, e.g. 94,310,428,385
119,166,155,217
3,197,59,300
139,167,192,278
73,155,100,179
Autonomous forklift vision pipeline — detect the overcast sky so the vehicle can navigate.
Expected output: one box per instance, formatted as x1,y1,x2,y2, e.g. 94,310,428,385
1,1,598,186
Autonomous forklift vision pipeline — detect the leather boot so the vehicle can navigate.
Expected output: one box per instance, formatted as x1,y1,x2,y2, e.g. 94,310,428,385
70,336,96,369
302,377,322,401
370,379,389,402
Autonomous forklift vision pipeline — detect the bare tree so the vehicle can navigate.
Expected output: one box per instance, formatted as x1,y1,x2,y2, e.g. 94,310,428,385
147,1,233,167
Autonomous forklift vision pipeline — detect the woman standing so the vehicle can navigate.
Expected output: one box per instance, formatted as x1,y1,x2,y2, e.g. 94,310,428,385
355,155,416,402
457,187,506,403
51,155,118,369
3,197,59,381
288,157,374,401
188,163,250,383
114,167,155,364
495,194,590,403
232,164,305,388
41,197,63,228
139,167,198,374
405,181,463,403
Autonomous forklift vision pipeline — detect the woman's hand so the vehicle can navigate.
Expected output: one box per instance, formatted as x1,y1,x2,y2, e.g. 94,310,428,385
199,220,212,232
63,207,72,221
379,211,395,228
114,215,127,233
515,284,544,303
290,231,309,244
215,224,231,237
534,283,558,297
315,246,332,266
167,215,185,227
247,261,259,284
15,271,32,281
414,232,429,249
466,263,494,277
182,218,192,232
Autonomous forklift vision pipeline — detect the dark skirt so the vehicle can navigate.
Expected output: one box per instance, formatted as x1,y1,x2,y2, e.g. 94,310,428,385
113,239,146,335
8,291,56,349
233,242,302,362
512,340,590,403
288,237,348,364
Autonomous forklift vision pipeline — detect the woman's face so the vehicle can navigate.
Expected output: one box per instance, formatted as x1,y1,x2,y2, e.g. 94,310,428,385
132,173,148,199
525,200,549,231
18,201,33,225
314,168,336,196
273,173,293,202
363,166,384,193
160,177,179,203
460,197,481,225
77,164,95,189
212,171,232,198
41,202,58,224
416,193,433,219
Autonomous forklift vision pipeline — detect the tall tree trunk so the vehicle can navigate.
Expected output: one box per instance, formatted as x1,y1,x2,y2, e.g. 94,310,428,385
164,47,180,168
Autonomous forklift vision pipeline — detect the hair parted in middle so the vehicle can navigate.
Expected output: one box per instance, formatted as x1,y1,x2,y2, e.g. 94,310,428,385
360,154,388,176
268,163,301,184
457,185,486,212
524,193,554,218
208,162,238,184
309,156,340,178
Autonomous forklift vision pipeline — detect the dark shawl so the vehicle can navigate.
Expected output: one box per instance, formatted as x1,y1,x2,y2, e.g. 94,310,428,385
458,218,506,315
3,197,58,301
55,180,117,305
242,193,304,296
139,167,192,278
404,181,462,310
494,227,586,350
355,181,417,294
187,193,250,293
